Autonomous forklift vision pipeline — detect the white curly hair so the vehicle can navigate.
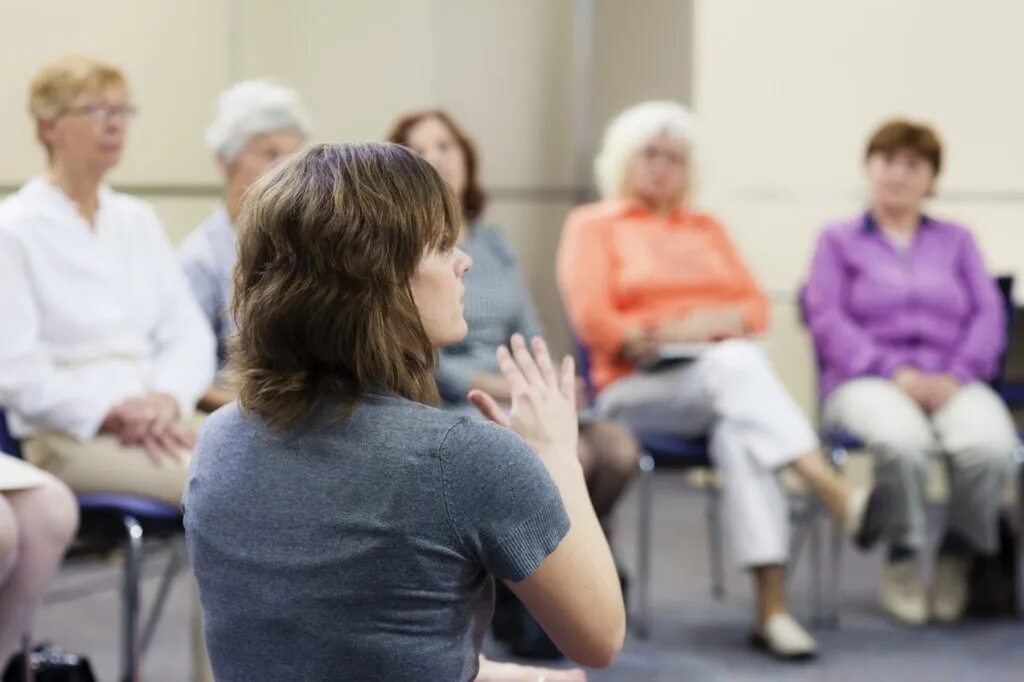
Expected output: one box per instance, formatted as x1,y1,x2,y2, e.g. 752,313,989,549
205,79,312,163
593,100,697,199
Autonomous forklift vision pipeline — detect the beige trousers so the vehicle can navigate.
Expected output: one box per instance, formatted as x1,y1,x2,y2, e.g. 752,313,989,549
23,426,212,681
824,378,1020,554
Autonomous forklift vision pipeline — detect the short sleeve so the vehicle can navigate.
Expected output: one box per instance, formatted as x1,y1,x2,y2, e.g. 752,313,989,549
439,418,570,582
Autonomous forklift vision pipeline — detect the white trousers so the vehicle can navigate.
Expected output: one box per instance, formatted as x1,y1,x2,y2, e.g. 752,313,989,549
597,340,818,567
824,378,1019,554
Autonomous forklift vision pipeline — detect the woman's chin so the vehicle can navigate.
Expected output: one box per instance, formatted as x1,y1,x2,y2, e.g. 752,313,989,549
433,322,469,348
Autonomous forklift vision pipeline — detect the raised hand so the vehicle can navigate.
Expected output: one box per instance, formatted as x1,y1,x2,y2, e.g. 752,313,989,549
468,334,579,464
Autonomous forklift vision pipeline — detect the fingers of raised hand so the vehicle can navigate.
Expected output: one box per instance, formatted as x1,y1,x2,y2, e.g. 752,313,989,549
509,334,544,388
531,336,559,388
559,355,577,409
468,389,513,429
496,345,531,401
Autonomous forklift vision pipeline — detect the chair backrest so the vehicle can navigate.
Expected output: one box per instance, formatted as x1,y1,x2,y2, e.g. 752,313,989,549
993,274,1016,386
0,407,22,458
799,274,1017,401
573,337,599,407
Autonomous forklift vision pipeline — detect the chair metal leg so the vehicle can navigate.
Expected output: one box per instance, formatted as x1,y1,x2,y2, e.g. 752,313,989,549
1017,457,1024,618
121,515,144,682
824,516,843,628
787,498,812,575
141,539,186,653
21,632,33,682
808,511,823,626
706,484,725,600
635,453,654,639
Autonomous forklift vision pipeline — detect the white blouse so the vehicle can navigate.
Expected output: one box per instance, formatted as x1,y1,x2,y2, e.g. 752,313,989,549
0,178,215,441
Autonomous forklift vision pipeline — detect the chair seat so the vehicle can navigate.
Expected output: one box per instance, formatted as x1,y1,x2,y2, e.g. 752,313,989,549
77,493,182,520
74,493,184,552
824,428,864,451
999,383,1024,406
635,431,712,468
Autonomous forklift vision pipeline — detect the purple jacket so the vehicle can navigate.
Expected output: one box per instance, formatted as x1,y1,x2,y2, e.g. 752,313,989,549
806,212,1005,397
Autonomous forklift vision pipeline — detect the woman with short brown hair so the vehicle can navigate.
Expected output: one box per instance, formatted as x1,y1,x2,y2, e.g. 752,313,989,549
806,118,1019,626
184,143,624,680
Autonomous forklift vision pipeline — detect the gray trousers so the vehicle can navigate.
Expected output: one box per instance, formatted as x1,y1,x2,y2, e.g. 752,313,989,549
824,378,1019,554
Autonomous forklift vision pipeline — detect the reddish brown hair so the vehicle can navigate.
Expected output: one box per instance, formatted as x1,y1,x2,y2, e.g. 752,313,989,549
386,109,487,222
231,142,461,429
865,118,942,174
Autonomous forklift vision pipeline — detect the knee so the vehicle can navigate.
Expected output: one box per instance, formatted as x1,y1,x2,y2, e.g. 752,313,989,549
582,421,641,477
21,479,79,549
953,437,1018,479
867,428,933,468
0,497,20,580
576,436,595,475
703,339,765,373
699,340,776,394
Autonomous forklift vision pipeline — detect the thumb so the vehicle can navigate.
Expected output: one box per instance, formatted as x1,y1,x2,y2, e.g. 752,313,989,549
467,390,512,429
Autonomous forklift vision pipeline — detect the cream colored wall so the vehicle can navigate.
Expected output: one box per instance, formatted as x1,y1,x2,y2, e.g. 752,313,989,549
0,0,232,239
1,0,694,359
693,0,1024,412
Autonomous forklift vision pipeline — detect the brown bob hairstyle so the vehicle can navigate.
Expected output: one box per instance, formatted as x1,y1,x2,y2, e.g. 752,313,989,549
230,142,461,429
386,109,487,222
865,118,942,175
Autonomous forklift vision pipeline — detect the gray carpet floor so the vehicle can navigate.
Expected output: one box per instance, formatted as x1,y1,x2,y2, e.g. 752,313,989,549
30,471,1024,681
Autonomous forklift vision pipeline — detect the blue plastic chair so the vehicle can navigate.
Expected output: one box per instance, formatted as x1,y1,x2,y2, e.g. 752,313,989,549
574,341,722,639
802,274,1024,622
574,340,831,635
1,407,186,682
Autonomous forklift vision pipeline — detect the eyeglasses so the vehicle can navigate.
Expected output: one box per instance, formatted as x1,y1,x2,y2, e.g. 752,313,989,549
639,146,687,166
60,103,138,123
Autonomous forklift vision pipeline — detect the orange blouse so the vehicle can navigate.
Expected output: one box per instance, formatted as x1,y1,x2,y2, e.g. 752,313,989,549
556,199,769,391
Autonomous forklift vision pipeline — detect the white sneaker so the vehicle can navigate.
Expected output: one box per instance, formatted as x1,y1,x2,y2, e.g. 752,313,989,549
751,613,818,660
931,554,971,623
881,559,928,625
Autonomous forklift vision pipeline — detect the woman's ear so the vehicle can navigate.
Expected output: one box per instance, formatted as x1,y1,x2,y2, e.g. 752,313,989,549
215,154,230,177
37,119,58,149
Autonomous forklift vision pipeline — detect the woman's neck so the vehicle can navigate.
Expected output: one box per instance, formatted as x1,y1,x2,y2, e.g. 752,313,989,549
48,159,104,226
635,195,683,219
225,181,246,222
871,203,920,235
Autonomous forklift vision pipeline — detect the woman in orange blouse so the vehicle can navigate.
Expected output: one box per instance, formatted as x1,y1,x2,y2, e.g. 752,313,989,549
558,101,873,660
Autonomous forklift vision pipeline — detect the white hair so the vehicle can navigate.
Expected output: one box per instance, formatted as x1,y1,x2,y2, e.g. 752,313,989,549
593,100,697,199
205,79,312,163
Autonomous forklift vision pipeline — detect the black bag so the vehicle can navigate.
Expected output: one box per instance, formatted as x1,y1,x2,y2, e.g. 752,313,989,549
2,644,96,682
966,515,1019,618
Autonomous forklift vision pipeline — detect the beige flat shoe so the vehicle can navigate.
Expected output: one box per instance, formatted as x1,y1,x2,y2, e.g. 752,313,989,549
750,613,818,660
931,554,971,623
881,559,928,625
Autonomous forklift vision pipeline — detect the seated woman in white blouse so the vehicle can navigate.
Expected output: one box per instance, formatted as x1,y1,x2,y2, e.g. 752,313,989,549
0,54,214,505
0,54,214,681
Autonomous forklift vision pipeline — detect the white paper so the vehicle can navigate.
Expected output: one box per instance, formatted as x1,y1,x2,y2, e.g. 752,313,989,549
0,453,50,491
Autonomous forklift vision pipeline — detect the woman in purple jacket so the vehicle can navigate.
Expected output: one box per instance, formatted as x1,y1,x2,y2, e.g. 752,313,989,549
806,119,1019,627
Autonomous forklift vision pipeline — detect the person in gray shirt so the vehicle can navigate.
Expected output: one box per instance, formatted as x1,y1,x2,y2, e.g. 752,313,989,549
184,143,625,681
388,110,639,528
179,79,310,412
